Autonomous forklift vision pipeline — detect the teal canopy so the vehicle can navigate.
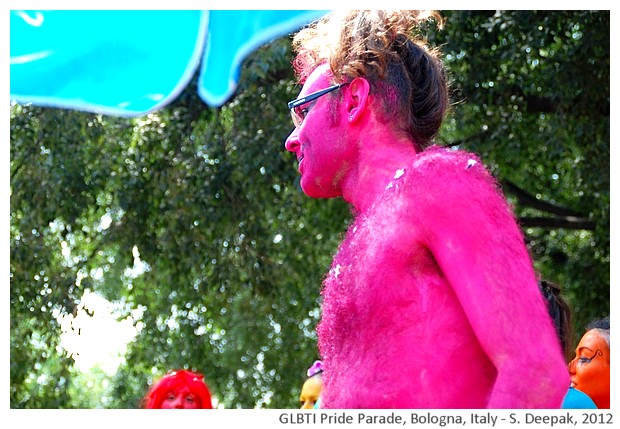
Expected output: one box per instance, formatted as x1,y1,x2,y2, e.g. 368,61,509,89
10,10,327,116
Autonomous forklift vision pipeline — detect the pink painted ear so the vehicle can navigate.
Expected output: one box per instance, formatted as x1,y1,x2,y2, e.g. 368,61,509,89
344,77,371,123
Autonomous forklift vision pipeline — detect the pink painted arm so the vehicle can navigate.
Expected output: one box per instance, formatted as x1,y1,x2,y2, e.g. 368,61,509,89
407,149,568,408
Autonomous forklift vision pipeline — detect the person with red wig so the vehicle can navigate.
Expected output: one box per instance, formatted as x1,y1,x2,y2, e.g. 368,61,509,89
143,369,214,409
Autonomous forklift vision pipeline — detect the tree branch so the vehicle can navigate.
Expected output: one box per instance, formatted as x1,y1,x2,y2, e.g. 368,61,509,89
518,216,595,230
500,180,594,230
500,180,584,218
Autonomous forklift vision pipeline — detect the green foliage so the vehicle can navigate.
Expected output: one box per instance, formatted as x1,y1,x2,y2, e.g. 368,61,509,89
435,11,609,335
10,11,609,408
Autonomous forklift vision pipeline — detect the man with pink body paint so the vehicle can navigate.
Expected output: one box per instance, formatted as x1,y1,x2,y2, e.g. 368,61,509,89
284,11,569,408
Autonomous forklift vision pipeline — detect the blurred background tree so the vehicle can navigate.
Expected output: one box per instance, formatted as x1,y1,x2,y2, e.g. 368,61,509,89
10,10,609,408
435,10,609,333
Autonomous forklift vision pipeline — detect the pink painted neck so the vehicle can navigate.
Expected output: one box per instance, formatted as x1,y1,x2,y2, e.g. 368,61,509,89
341,132,420,214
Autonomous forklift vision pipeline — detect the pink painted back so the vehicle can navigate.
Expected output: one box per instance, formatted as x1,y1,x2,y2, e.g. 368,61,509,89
318,146,569,408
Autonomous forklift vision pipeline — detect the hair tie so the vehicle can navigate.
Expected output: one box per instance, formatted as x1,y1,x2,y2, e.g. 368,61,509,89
307,360,323,377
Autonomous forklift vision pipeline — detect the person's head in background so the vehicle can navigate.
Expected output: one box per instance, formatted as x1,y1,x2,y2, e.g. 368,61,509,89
143,369,213,409
568,317,610,409
300,360,323,409
539,279,574,361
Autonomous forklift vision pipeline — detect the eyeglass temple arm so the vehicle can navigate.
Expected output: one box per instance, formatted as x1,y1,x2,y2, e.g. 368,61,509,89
287,84,345,109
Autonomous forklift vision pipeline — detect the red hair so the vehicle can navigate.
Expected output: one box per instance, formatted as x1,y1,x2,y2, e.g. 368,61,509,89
143,369,213,409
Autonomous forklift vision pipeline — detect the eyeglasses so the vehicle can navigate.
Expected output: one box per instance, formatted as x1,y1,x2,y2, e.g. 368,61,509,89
287,82,348,128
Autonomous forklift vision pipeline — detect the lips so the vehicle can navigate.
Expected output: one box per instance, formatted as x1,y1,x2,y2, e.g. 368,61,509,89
298,155,305,174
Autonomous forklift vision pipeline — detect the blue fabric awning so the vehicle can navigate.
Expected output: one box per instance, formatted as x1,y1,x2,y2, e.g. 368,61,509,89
10,10,327,117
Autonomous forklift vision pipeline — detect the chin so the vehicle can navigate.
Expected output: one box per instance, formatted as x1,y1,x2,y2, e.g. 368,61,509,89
303,189,339,199
301,181,338,199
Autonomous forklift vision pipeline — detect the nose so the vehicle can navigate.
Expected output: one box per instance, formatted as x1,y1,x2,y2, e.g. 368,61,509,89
285,128,300,154
567,358,577,375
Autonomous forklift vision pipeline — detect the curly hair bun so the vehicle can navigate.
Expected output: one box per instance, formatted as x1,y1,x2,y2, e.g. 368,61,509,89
292,10,448,149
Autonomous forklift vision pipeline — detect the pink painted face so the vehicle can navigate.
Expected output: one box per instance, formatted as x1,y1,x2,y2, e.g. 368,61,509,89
285,64,355,198
160,386,199,409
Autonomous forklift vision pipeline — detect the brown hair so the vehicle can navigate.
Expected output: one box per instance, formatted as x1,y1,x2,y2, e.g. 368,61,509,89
292,10,449,149
540,280,574,361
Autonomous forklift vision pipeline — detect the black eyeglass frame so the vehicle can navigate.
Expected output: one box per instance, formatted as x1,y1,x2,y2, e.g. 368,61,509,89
287,82,348,127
